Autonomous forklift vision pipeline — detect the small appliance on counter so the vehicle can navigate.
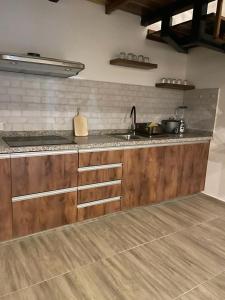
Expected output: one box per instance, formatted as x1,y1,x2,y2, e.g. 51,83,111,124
161,118,180,134
175,106,188,134
161,106,188,134
136,122,164,137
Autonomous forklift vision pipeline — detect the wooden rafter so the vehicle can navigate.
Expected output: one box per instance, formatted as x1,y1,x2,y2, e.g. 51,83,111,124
191,0,208,40
214,0,224,38
160,14,188,53
105,0,129,14
141,0,214,26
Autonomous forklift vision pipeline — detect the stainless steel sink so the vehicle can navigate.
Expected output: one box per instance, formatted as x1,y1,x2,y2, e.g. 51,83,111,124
110,134,144,141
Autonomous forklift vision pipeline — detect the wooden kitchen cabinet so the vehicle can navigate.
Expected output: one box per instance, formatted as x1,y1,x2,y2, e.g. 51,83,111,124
77,200,121,222
78,183,121,204
79,150,124,167
13,192,77,237
122,146,177,208
0,156,12,241
11,152,78,197
178,142,210,196
78,165,123,186
77,149,124,221
123,142,210,209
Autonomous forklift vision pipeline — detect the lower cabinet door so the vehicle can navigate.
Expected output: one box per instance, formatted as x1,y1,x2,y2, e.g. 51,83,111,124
123,146,166,209
123,142,210,210
178,142,210,196
0,157,12,241
77,199,121,221
13,192,77,237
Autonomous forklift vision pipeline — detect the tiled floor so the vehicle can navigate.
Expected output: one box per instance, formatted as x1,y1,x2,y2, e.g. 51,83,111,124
1,193,225,299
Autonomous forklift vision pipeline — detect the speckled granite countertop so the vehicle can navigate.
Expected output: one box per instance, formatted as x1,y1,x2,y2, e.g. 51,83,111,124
0,130,213,155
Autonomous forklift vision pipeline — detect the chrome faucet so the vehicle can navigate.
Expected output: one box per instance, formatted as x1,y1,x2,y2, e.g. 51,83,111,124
130,106,136,133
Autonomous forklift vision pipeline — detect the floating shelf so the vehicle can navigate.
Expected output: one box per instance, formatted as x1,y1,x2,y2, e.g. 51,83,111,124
155,83,195,90
110,58,158,70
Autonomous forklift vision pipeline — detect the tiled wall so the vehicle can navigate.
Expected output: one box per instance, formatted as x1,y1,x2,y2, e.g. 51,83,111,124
183,88,219,132
0,72,183,131
0,72,219,132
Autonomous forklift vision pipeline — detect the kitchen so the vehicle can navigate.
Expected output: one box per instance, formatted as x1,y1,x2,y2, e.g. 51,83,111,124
0,0,225,299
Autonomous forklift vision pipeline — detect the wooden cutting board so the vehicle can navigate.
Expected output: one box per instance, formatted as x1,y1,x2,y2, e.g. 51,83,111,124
74,112,88,137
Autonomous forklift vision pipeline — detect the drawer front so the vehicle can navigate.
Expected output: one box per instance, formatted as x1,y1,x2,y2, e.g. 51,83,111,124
79,150,124,167
11,153,78,197
78,164,123,186
77,199,121,221
13,191,77,237
78,182,121,204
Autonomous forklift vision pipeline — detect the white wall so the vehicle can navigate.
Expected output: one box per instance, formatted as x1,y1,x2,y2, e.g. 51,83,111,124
186,48,225,201
0,0,187,86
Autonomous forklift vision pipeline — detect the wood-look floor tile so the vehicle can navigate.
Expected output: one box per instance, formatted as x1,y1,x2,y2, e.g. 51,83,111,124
191,194,225,217
143,204,194,232
127,206,186,237
180,195,222,219
0,245,34,296
126,239,213,293
162,200,215,224
80,213,162,253
165,229,225,275
177,272,225,300
1,194,225,300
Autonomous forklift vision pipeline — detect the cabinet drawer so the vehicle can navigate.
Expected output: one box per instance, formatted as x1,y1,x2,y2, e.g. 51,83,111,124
13,191,77,237
78,181,121,204
77,198,121,221
11,152,78,197
79,150,124,167
78,163,123,185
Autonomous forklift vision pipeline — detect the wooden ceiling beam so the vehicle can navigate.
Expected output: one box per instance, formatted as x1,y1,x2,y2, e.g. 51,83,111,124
105,0,129,14
214,0,224,39
141,0,213,26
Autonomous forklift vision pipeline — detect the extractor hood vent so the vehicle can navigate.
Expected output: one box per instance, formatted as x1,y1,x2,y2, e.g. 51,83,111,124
0,52,85,78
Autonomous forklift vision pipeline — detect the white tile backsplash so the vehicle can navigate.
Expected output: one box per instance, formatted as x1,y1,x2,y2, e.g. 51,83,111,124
0,71,219,132
0,71,184,131
183,88,219,132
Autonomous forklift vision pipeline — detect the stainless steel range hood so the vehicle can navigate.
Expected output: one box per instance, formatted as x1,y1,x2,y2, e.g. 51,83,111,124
0,52,85,78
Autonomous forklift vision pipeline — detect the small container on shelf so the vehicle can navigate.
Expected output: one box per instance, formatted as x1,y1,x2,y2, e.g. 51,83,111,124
156,78,195,90
176,79,182,85
138,55,144,62
161,78,167,83
127,53,134,60
119,52,126,59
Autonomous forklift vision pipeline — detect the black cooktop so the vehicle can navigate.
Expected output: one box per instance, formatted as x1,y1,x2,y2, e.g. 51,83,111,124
2,135,76,147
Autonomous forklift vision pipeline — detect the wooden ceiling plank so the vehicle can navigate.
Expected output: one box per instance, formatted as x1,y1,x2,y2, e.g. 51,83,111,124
129,0,158,10
105,0,130,14
141,0,214,26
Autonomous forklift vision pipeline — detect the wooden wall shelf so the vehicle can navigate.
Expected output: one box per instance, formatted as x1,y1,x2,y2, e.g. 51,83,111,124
110,58,158,70
155,83,195,90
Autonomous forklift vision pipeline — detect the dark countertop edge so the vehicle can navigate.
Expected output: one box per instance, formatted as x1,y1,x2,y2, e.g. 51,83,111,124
0,135,212,155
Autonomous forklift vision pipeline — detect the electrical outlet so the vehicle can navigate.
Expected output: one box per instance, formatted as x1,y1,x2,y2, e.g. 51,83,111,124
0,122,4,130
